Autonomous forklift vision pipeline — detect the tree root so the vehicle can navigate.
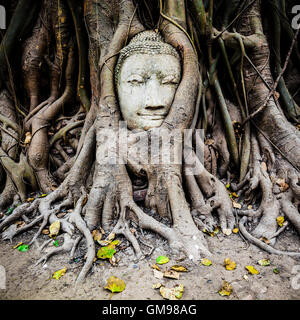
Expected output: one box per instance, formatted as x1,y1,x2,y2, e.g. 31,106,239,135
239,216,300,257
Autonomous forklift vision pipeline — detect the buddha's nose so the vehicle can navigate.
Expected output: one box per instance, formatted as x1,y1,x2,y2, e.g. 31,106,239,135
144,79,165,111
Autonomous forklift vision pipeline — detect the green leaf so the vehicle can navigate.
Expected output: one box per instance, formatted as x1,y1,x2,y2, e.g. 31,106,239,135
17,244,29,252
273,267,279,274
104,276,125,293
97,246,116,259
156,256,169,265
6,207,14,216
53,240,59,247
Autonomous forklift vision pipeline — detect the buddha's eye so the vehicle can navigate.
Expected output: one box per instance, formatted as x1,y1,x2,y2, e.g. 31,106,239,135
161,75,178,85
127,75,144,84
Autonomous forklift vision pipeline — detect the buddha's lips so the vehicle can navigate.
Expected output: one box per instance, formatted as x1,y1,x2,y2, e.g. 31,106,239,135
138,114,166,120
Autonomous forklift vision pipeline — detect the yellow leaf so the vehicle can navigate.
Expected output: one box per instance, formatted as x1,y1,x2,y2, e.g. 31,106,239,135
152,264,161,271
171,265,188,272
224,258,236,271
277,216,284,227
232,192,239,198
49,220,60,237
104,276,125,293
201,258,212,266
245,265,259,274
52,267,67,279
218,281,232,296
232,228,239,234
13,242,23,249
26,198,35,202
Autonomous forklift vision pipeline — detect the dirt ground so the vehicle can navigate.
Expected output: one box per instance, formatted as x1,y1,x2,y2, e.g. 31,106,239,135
0,222,300,300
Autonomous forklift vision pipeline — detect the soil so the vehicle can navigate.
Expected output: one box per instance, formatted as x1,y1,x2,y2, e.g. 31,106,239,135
0,223,300,300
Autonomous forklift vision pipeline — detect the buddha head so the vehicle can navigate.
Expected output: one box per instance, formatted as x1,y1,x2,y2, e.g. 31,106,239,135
115,30,181,131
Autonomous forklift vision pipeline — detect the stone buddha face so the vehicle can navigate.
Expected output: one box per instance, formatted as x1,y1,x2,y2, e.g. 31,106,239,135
115,31,181,131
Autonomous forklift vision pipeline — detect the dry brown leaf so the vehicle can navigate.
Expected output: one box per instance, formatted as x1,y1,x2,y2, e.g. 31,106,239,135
232,201,242,209
42,229,49,235
24,132,32,145
276,179,289,192
92,229,102,242
163,269,180,280
205,139,214,145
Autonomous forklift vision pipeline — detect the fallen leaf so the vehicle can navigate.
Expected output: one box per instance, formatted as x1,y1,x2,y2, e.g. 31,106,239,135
97,246,116,259
201,258,212,266
107,232,115,241
152,264,161,271
258,259,270,266
218,281,232,296
226,183,230,189
273,267,279,274
243,274,249,281
6,207,14,216
247,205,253,210
15,221,25,228
277,216,285,227
130,228,136,234
49,220,60,237
57,212,67,219
26,197,35,202
232,192,239,198
104,276,125,293
171,265,188,272
53,240,59,247
153,269,164,280
156,256,169,265
232,228,239,234
223,228,232,236
24,132,32,145
232,201,242,209
13,242,23,249
52,267,67,280
205,139,214,145
98,240,111,246
17,244,29,252
260,237,270,244
92,229,102,242
107,240,119,249
245,265,259,274
152,283,162,289
42,229,49,235
224,258,236,271
100,227,105,235
163,269,180,280
160,284,184,300
39,194,47,198
276,179,289,192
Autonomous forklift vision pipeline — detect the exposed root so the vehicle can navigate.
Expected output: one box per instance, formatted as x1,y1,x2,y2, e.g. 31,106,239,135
239,216,300,257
